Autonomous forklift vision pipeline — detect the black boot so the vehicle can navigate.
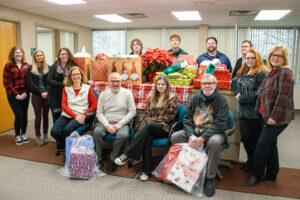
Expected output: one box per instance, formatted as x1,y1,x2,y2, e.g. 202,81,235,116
107,159,116,173
204,178,215,197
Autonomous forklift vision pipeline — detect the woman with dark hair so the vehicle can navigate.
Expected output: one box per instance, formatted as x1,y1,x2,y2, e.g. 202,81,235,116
114,76,178,181
47,47,77,123
231,49,268,172
3,46,30,145
27,49,50,146
50,66,97,152
245,45,294,186
129,39,143,55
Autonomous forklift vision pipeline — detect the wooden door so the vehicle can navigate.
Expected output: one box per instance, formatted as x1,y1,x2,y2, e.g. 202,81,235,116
0,20,17,133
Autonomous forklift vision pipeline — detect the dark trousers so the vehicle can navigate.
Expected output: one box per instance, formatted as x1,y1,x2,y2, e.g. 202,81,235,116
31,94,49,136
239,117,263,164
50,115,81,149
50,107,62,124
125,122,168,175
252,123,288,177
7,94,30,136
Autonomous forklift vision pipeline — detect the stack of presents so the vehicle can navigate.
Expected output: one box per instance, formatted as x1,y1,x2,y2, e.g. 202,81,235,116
73,48,231,90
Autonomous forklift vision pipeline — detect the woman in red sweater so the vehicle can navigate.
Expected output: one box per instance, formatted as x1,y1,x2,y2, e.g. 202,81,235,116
50,66,97,152
3,46,30,145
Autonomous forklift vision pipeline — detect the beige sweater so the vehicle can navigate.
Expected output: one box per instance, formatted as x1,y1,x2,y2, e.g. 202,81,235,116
96,87,136,127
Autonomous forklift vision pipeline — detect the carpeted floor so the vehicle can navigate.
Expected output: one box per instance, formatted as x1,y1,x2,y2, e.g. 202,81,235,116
0,134,299,199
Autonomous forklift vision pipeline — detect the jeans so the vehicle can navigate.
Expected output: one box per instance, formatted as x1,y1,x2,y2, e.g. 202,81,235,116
50,115,81,149
251,123,288,177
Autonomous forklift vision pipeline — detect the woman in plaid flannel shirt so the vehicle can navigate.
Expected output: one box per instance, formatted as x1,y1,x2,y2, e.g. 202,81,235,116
3,46,30,145
245,45,294,186
114,75,178,181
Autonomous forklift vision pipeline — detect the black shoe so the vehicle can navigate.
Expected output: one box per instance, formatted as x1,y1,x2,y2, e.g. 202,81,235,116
261,174,277,182
240,160,252,172
204,178,215,197
107,159,116,173
245,175,259,186
114,154,130,166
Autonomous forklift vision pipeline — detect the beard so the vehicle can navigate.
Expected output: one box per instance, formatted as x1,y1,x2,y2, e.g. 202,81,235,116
207,46,216,53
203,89,214,97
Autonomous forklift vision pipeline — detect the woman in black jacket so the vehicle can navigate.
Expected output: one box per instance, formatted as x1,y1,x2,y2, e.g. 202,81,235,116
28,49,50,146
47,48,77,123
231,49,268,171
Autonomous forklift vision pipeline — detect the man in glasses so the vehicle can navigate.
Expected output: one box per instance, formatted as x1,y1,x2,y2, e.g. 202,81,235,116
93,72,136,173
231,40,253,79
171,74,229,197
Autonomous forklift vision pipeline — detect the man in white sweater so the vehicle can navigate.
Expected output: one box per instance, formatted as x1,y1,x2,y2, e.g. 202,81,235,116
93,72,136,173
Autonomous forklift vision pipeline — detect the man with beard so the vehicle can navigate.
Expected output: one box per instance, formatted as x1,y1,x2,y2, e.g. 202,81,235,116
171,74,229,197
196,37,232,72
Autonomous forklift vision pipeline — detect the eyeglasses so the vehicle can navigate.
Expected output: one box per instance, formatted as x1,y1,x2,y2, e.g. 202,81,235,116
245,57,256,60
271,54,284,59
71,73,81,77
201,82,215,86
110,80,121,84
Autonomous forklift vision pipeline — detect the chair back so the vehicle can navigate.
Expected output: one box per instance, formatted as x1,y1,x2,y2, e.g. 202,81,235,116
226,110,234,130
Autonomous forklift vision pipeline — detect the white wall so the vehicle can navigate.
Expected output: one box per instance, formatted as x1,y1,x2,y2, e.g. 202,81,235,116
0,6,92,121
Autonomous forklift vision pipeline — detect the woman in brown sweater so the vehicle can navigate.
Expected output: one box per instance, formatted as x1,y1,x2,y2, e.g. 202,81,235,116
114,75,178,181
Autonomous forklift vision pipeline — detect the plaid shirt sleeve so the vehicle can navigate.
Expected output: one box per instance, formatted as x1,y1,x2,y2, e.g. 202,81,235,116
3,63,17,95
270,68,294,121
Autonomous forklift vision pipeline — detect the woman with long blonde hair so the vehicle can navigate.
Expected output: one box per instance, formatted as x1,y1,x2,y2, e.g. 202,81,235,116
232,48,268,172
27,49,50,146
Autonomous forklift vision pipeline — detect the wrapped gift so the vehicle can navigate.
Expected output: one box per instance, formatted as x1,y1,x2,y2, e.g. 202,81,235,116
181,65,197,79
107,57,142,84
65,135,95,170
90,53,109,82
74,47,92,79
69,150,95,180
166,145,208,193
178,55,194,62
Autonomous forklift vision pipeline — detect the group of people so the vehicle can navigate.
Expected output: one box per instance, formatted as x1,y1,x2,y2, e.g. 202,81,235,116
2,36,294,198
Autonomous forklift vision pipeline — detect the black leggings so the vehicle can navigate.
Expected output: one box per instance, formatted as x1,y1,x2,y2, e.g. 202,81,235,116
125,122,168,175
7,94,30,136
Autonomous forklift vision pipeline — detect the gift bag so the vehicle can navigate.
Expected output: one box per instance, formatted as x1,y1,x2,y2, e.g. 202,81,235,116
90,53,109,82
107,57,142,84
153,143,208,196
57,132,105,180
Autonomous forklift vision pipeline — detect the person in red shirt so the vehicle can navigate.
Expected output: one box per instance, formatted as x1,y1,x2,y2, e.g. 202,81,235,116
50,66,97,153
3,46,30,145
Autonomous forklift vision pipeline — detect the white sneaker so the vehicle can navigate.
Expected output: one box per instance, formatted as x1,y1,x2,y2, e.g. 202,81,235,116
21,135,29,144
114,154,129,166
140,172,149,181
16,136,23,146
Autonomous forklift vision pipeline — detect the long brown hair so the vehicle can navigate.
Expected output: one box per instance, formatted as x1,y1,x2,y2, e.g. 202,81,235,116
149,75,170,109
130,39,143,52
55,47,77,66
237,49,268,77
31,49,49,75
267,45,290,69
63,66,87,87
8,46,26,64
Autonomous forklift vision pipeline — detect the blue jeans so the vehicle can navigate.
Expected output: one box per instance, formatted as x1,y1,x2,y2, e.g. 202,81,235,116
252,123,288,177
51,115,81,149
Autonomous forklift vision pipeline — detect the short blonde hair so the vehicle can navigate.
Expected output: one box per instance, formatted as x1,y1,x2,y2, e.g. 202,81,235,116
63,66,87,86
267,45,290,69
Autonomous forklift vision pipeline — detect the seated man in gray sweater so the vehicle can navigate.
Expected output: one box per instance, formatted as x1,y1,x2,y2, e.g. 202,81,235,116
171,74,228,197
93,72,136,173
